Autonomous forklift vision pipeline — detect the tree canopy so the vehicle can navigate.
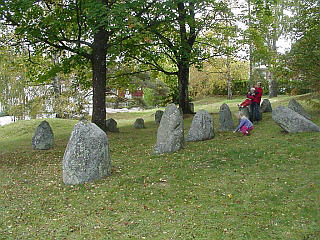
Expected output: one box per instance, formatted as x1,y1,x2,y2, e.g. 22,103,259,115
0,0,136,129
122,0,236,113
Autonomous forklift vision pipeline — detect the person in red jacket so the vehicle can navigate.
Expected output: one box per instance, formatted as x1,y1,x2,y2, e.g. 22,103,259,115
238,87,256,108
250,82,263,122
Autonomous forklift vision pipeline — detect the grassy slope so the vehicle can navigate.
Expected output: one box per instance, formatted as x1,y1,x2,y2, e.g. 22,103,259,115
0,95,319,239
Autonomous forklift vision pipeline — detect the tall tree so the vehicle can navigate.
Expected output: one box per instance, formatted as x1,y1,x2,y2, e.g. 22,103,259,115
0,0,134,130
124,0,234,113
241,0,291,97
286,0,320,107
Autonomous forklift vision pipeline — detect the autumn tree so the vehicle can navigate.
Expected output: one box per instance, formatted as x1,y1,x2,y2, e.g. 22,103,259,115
285,0,320,108
189,58,249,97
123,0,235,113
0,47,28,119
0,0,146,130
240,0,291,97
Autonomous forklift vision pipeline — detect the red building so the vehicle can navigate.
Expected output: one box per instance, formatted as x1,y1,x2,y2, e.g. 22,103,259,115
118,89,143,99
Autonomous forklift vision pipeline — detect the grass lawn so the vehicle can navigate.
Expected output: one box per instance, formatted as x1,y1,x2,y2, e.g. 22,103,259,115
0,95,319,239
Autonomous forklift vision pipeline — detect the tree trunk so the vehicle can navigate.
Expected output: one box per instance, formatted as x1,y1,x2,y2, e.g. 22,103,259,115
226,57,232,100
52,54,62,118
178,63,193,114
248,0,254,90
91,29,108,130
269,71,278,98
269,31,278,98
52,75,62,118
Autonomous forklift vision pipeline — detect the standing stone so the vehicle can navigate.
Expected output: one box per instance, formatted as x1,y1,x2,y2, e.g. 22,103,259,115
62,122,111,185
154,104,184,154
218,103,234,131
239,106,250,119
187,110,214,142
288,99,311,120
272,106,320,133
32,120,54,150
261,99,272,113
134,118,145,129
106,118,119,132
155,110,164,124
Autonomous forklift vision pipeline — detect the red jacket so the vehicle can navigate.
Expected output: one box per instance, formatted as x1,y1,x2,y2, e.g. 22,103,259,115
247,92,255,100
253,87,263,104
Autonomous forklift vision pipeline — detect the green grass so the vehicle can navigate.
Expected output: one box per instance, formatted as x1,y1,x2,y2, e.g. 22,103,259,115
1,95,319,239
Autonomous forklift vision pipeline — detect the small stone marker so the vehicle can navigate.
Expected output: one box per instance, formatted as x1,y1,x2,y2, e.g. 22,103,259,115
32,120,54,150
106,118,119,132
62,121,111,185
187,110,214,142
272,106,320,133
218,103,234,131
134,118,145,129
154,104,184,154
261,99,272,113
288,99,311,120
155,110,164,124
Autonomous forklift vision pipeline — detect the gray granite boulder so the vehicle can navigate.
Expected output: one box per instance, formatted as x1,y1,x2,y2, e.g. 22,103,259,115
106,118,119,132
288,99,311,120
32,120,54,150
187,110,214,141
218,103,234,131
62,122,111,185
155,110,164,124
261,99,272,113
272,106,320,133
134,118,145,129
154,104,184,154
239,106,250,119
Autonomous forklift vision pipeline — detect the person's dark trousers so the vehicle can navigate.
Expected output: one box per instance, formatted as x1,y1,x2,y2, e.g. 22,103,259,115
250,102,260,122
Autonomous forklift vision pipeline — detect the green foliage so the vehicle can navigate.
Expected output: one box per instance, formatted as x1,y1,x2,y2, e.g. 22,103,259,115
279,0,320,107
240,0,292,95
0,47,28,118
190,58,249,97
143,79,170,107
51,91,90,119
143,88,157,107
0,46,91,119
0,111,8,117
122,0,235,111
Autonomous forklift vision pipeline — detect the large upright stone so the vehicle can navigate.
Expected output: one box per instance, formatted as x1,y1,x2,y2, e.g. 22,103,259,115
261,99,272,113
32,120,54,150
155,110,164,124
239,106,250,119
272,106,320,133
62,122,111,185
218,103,234,131
187,110,214,142
288,99,311,120
154,104,184,154
106,118,119,132
134,118,145,129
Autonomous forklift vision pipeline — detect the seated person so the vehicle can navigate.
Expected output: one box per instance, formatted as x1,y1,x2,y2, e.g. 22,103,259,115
238,88,256,108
